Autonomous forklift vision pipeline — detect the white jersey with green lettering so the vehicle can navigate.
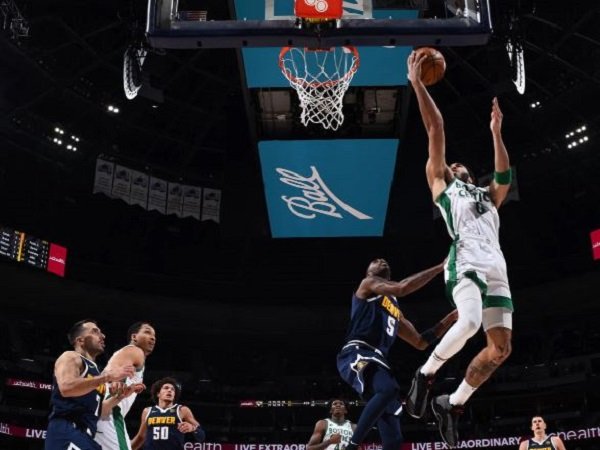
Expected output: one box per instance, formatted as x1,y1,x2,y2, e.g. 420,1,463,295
95,345,145,450
436,178,499,243
323,419,354,450
436,178,513,310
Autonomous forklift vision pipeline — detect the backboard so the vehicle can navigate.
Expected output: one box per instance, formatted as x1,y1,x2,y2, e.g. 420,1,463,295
146,0,493,49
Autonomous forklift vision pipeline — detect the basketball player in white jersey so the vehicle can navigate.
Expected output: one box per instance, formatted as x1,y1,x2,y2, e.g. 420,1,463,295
307,399,356,450
404,50,514,448
95,322,156,450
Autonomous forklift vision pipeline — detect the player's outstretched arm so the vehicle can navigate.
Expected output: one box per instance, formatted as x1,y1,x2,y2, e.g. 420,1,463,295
54,351,134,398
488,97,511,208
360,261,444,299
518,440,528,450
397,309,458,349
407,51,451,199
130,407,149,450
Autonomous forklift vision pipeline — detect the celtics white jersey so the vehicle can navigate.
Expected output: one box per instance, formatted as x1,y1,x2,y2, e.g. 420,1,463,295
323,419,353,450
435,178,513,311
95,346,145,450
436,178,500,243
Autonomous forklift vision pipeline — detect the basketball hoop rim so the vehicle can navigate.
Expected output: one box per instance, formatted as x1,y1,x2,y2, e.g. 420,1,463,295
278,45,360,88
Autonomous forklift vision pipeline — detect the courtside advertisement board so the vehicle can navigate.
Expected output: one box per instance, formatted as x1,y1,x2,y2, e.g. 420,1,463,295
259,139,397,238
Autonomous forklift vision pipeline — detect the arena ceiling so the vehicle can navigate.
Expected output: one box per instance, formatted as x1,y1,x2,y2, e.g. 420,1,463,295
0,0,599,307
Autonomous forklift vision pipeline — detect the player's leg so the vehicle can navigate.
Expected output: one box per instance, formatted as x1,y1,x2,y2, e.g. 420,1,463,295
461,258,513,390
376,410,403,450
430,309,512,448
346,365,400,450
406,277,482,419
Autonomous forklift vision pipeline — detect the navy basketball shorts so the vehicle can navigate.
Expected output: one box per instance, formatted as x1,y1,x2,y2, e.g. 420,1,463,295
44,418,101,450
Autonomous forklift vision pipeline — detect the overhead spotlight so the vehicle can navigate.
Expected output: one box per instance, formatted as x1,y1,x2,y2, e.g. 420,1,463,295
107,105,114,112
54,127,60,133
52,137,58,143
57,140,62,145
66,144,72,150
529,101,541,109
113,107,120,113
72,147,77,152
584,136,589,141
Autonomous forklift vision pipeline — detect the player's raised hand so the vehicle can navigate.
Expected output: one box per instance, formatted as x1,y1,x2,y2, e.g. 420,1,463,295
407,50,426,85
490,97,504,135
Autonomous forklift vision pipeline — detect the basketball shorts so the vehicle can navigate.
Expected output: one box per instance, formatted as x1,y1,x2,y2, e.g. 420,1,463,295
336,342,402,416
45,418,101,450
445,233,513,311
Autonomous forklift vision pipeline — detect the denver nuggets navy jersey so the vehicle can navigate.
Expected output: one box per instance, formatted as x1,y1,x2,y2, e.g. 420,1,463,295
144,404,184,449
527,437,557,450
344,293,403,357
49,354,103,435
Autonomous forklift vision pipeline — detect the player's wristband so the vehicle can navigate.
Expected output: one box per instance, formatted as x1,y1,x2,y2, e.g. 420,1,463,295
494,168,512,185
421,328,437,345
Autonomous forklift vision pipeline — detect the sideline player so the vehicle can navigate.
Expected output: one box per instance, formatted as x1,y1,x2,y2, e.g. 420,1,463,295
519,416,567,450
131,377,205,449
306,399,355,450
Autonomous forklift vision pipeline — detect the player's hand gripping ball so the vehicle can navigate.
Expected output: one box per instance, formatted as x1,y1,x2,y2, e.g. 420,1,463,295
415,47,446,86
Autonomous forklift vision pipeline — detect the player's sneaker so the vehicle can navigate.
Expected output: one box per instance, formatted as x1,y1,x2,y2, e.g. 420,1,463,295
405,366,434,419
431,394,463,448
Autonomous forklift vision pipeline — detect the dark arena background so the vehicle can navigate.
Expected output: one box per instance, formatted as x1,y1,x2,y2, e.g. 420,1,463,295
1,0,600,449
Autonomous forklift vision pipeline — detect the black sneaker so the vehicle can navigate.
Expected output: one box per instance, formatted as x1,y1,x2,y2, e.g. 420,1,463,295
431,394,463,448
405,366,435,419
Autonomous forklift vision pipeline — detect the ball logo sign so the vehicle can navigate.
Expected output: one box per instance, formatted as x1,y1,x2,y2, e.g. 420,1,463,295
277,166,373,220
259,139,397,237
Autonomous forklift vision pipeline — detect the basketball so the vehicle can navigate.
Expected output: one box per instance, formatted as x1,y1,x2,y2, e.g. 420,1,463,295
416,47,446,86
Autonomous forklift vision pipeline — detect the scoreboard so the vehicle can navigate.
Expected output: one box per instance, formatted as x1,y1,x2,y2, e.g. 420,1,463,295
0,226,67,277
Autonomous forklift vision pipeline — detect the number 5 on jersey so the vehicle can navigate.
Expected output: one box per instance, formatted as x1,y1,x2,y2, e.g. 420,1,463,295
386,316,396,336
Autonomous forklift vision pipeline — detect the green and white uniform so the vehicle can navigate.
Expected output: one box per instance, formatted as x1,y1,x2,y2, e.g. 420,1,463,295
95,346,145,450
436,178,513,312
323,419,353,450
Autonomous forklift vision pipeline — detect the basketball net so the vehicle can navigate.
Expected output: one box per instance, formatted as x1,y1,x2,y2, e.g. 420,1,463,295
506,39,525,95
279,46,359,130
